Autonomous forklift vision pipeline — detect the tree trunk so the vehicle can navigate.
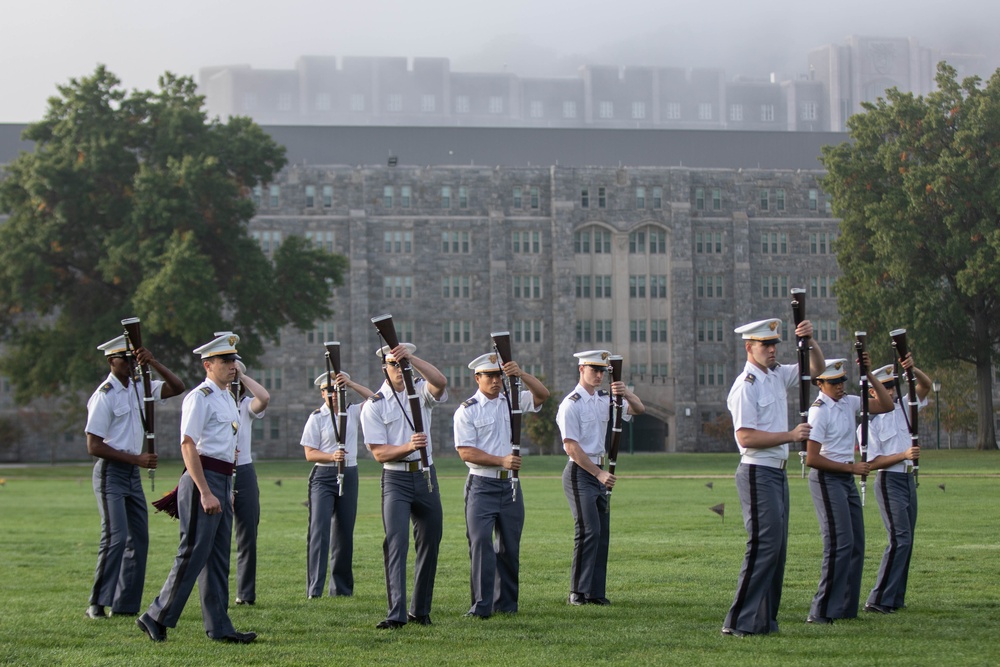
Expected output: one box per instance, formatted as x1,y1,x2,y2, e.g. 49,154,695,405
973,306,997,450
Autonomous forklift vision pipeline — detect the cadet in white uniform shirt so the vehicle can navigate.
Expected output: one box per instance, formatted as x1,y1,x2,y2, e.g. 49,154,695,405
556,349,644,607
85,334,184,620
454,352,548,618
861,356,930,614
138,333,258,644
805,356,893,625
301,370,373,599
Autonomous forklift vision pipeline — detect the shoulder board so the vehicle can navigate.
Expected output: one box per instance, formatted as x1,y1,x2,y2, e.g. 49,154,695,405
368,392,383,403
568,392,581,402
199,386,213,396
811,398,823,408
597,389,609,397
744,374,756,384
312,407,322,415
461,397,478,408
99,382,113,394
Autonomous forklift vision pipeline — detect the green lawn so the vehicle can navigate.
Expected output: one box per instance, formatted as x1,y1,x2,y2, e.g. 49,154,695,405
1,450,998,666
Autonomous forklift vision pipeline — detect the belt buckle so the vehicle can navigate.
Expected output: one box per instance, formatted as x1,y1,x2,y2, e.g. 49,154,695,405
498,470,509,480
778,459,787,470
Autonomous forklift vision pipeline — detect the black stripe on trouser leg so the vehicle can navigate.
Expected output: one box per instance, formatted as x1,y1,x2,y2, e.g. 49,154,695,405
871,471,897,607
570,463,586,594
89,461,111,604
817,471,837,619
158,480,200,620
730,464,760,622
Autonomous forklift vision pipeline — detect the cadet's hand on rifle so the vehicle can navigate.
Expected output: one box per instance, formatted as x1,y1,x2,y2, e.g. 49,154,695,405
598,470,616,489
201,492,222,515
790,423,812,442
904,445,920,461
410,433,428,452
331,449,346,463
850,461,870,477
134,347,155,366
795,320,814,338
135,452,158,469
502,453,521,471
501,361,522,377
900,352,914,370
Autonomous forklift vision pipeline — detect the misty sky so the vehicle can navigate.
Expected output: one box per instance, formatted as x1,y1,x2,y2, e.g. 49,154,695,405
2,0,998,123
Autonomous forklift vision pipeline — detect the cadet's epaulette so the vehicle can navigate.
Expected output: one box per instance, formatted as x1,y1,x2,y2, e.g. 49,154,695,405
597,389,609,397
368,392,383,403
199,386,213,396
99,382,113,394
312,407,322,415
568,392,581,402
745,373,756,384
461,397,478,409
811,398,823,408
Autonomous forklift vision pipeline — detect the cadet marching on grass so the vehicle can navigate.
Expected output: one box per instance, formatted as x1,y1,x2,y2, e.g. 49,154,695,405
360,342,448,629
454,352,549,619
722,318,825,638
85,335,184,620
137,333,258,644
301,370,373,599
231,360,270,607
861,355,930,614
556,350,644,607
804,356,893,625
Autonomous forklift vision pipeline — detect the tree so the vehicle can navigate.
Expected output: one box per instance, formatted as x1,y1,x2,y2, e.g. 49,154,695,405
929,363,979,447
821,62,1000,450
0,66,348,402
521,376,561,455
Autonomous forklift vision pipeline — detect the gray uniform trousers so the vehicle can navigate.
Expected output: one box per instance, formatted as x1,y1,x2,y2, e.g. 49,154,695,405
808,469,865,619
307,465,359,597
146,469,237,638
464,474,524,616
89,459,149,613
233,462,260,603
562,460,610,600
380,465,443,623
724,463,789,634
866,470,917,610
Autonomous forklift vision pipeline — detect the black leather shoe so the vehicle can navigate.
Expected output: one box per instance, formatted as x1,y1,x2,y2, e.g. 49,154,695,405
213,630,257,644
136,612,167,642
110,610,137,617
86,605,106,620
407,613,432,626
806,615,834,625
721,627,752,638
586,597,612,606
864,603,894,614
463,611,490,619
376,619,405,630
567,593,586,606
234,598,255,606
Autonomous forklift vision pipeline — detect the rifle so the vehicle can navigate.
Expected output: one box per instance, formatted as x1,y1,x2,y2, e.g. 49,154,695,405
854,331,869,506
790,288,810,477
606,355,625,503
324,341,348,497
890,329,919,487
121,317,155,492
371,314,433,492
490,331,521,502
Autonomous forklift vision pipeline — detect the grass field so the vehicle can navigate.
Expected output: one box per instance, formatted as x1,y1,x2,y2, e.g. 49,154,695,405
1,450,998,666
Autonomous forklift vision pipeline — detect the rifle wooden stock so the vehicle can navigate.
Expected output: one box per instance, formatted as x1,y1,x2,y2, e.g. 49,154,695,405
607,356,625,501
855,331,869,506
490,331,521,501
371,314,432,492
790,289,810,472
890,329,920,486
324,341,348,497
121,317,155,491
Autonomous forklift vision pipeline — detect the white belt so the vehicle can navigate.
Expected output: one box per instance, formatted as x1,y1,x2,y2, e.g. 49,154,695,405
884,461,915,474
316,462,356,468
588,455,606,466
740,456,787,470
383,460,432,472
469,468,511,480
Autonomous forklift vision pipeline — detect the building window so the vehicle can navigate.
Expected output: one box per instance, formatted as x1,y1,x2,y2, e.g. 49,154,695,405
761,275,789,298
442,275,471,299
575,275,591,298
513,320,543,343
697,275,724,298
441,186,452,208
816,319,840,342
629,275,647,298
630,320,647,343
443,320,472,344
574,230,590,254
455,96,470,113
632,102,646,120
809,189,818,211
651,319,668,343
695,232,723,254
729,104,743,122
595,320,612,343
712,188,721,210
242,93,258,111
695,188,705,210
652,187,662,209
759,189,769,211
386,94,403,112
629,230,646,254
581,188,590,208
810,276,834,298
442,231,470,254
575,320,592,343
810,232,834,254
512,275,542,300
305,230,334,253
315,93,330,111
595,275,612,298
599,101,614,119
665,102,681,120
636,186,646,209
459,187,469,208
698,364,725,386
648,229,666,253
760,232,788,254
278,93,292,111
383,231,412,253
512,230,540,253
697,319,724,343
251,186,261,207
306,321,336,345
489,96,504,114
801,102,818,121
529,101,544,118
776,189,786,211
383,186,393,208
563,101,577,119
269,185,280,207
651,274,667,298
251,230,282,255
421,94,436,113
383,276,413,299
350,94,365,112
698,103,713,120
322,185,333,208
530,186,540,209
516,183,525,207
400,186,412,209
760,105,775,122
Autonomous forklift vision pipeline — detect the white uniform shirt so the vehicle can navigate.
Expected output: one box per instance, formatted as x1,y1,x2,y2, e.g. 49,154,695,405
453,388,540,469
360,378,448,466
860,395,927,472
727,361,798,462
235,394,265,466
555,383,631,459
180,379,240,463
300,402,363,467
808,392,862,464
85,372,165,455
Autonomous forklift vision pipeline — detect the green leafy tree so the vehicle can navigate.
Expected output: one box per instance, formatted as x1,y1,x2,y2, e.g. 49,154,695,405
521,376,561,455
821,62,1000,450
928,363,978,447
0,66,348,401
